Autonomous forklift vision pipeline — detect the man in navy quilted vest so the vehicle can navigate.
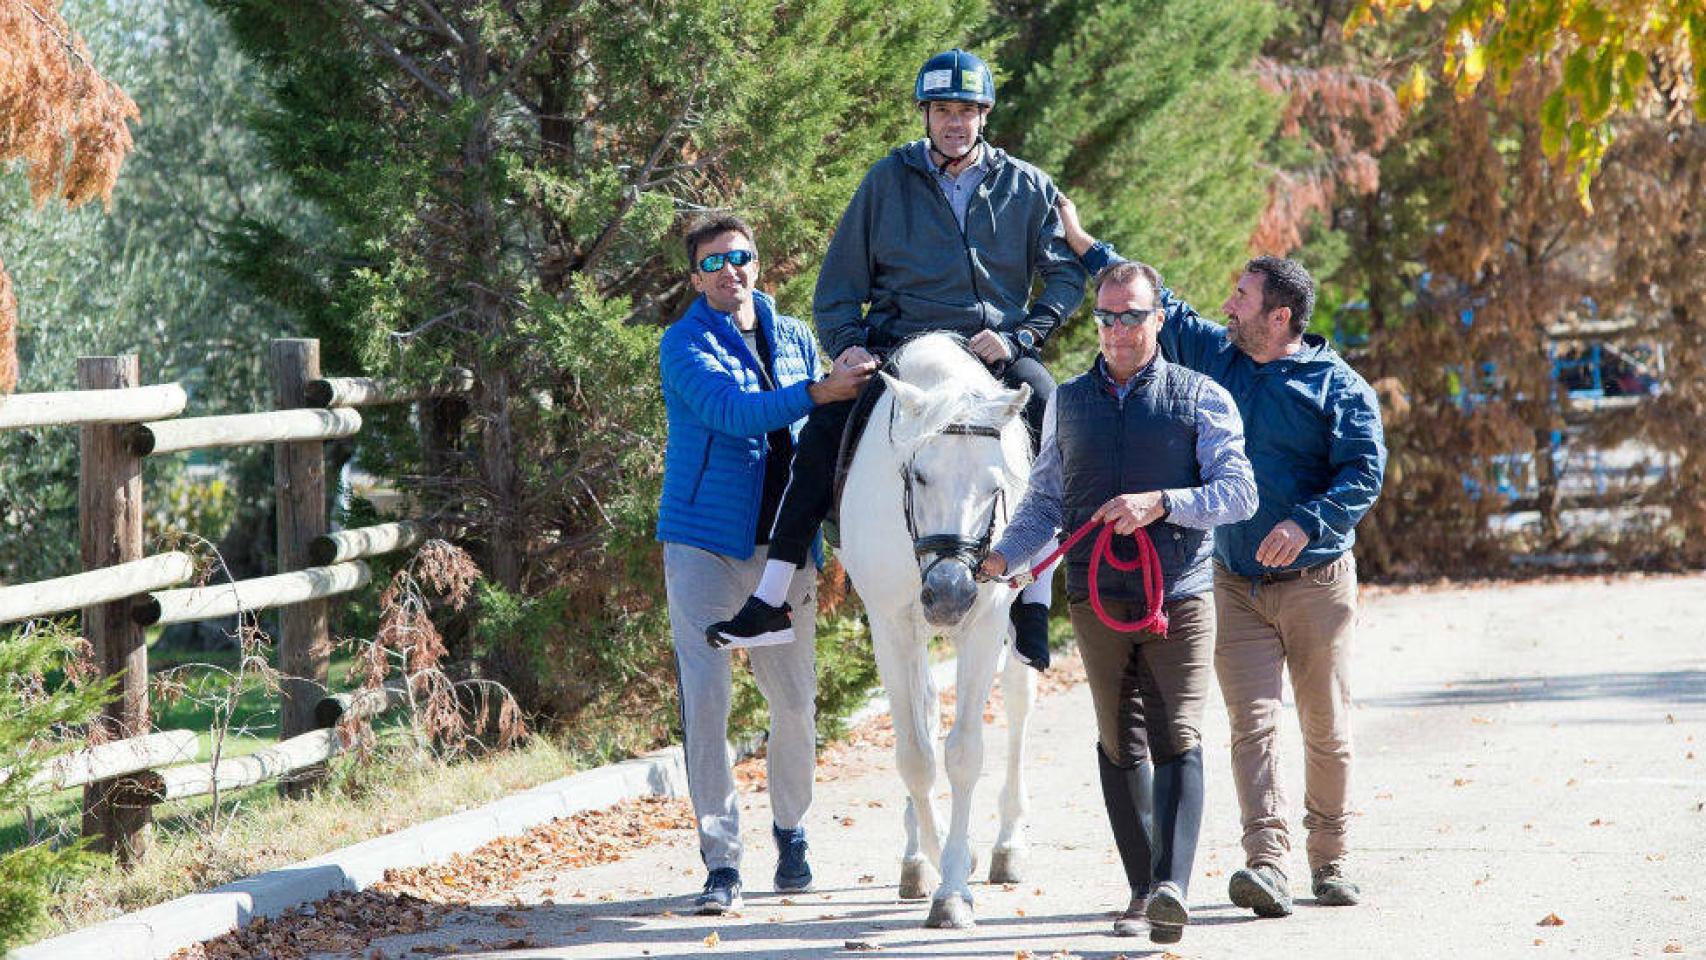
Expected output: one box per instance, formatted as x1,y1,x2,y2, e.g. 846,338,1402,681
656,215,873,915
707,49,1087,669
980,260,1256,943
1055,196,1387,921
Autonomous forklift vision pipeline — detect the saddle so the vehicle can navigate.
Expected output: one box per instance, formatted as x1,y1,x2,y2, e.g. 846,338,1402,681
827,356,894,531
826,334,1005,530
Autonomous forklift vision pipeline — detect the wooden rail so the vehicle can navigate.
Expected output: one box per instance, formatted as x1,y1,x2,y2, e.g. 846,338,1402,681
310,521,428,566
125,408,362,456
0,383,187,430
0,552,196,625
117,729,344,804
10,730,200,794
306,367,474,408
314,680,409,728
131,562,372,626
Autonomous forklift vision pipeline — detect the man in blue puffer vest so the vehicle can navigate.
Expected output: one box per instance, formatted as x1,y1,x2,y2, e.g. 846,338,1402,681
657,215,873,915
708,49,1088,668
1055,196,1387,921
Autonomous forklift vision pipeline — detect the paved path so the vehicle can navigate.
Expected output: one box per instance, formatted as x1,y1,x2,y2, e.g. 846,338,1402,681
321,576,1706,959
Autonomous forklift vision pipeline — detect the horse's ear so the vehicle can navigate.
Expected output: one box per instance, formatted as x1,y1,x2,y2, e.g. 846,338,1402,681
997,384,1032,422
881,372,930,417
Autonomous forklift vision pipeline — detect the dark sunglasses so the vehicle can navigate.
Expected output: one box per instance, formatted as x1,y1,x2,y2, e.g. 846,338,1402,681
697,249,755,273
1093,307,1157,328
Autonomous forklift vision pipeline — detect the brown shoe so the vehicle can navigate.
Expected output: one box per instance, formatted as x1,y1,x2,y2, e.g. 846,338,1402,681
1112,891,1147,937
1312,862,1362,906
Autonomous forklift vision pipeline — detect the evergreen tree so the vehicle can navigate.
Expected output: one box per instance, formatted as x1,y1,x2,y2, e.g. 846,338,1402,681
209,0,978,716
985,0,1282,367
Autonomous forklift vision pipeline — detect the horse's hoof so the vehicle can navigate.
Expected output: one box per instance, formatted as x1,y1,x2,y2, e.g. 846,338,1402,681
924,894,975,929
988,845,1026,884
899,859,935,900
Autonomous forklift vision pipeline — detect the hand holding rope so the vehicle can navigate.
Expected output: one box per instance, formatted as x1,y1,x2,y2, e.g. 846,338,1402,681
989,517,1169,636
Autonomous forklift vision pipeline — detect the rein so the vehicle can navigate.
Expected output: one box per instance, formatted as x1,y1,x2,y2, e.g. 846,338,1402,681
1006,517,1169,636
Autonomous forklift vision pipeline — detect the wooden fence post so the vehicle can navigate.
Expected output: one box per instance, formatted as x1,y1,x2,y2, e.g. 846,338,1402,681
78,355,151,863
272,339,330,796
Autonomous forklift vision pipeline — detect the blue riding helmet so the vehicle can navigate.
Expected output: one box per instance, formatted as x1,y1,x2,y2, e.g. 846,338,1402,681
914,49,996,106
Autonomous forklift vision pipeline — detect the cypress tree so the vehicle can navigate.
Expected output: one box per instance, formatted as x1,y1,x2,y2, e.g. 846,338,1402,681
986,0,1281,365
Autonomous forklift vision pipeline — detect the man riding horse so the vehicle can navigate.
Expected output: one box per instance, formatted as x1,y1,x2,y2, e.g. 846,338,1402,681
708,48,1087,666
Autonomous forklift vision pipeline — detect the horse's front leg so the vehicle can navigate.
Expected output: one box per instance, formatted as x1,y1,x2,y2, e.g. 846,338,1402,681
869,611,945,900
991,641,1035,883
925,609,1005,929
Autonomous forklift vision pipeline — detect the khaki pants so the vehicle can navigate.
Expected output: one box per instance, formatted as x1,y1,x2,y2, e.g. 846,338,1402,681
1071,594,1215,767
1213,553,1358,873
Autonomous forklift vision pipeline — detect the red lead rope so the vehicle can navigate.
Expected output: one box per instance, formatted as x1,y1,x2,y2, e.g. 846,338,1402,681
1014,518,1169,636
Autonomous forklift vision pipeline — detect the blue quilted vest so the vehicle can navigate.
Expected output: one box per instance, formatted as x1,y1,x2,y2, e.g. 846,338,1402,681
1056,356,1214,606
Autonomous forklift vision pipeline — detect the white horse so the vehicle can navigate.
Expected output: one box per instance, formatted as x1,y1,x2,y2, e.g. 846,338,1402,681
837,332,1039,929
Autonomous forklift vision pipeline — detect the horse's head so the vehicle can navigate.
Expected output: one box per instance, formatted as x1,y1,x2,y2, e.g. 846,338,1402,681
882,371,1031,627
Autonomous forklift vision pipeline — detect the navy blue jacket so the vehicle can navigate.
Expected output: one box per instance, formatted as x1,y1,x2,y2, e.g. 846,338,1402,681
657,292,821,561
1083,243,1387,577
813,140,1087,359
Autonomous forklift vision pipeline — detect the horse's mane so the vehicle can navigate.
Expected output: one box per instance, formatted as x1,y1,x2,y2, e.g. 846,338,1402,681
885,333,1030,478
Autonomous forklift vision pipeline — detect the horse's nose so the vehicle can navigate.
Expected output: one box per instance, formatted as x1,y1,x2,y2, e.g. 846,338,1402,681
921,558,979,627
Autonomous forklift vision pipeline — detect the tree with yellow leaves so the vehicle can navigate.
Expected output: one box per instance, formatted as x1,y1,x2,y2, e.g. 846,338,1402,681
1350,0,1702,205
0,0,139,393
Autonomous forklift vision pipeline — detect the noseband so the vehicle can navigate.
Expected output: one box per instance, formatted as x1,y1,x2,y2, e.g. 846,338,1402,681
897,420,1008,579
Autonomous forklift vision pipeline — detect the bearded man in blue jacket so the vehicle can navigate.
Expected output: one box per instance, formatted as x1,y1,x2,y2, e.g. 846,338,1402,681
1055,196,1387,920
709,49,1087,668
657,215,872,915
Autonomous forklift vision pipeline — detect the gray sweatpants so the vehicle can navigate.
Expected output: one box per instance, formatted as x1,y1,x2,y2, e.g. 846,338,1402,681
663,542,818,873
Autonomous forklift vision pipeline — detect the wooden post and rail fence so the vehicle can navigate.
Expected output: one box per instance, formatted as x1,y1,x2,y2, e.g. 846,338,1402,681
0,340,469,864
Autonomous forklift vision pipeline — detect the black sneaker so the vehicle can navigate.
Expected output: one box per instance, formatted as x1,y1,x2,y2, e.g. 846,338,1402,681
772,824,813,893
1009,601,1051,671
1145,881,1189,943
706,597,794,649
1312,862,1362,906
694,867,743,915
1228,864,1293,918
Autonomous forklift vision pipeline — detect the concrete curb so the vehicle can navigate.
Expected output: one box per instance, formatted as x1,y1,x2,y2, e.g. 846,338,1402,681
13,657,963,960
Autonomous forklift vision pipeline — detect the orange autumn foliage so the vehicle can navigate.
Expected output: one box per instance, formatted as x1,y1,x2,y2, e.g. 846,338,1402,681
1251,59,1403,257
0,0,139,393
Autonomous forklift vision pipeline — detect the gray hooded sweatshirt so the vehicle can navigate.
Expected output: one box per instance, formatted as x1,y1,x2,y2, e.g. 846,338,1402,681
812,139,1087,359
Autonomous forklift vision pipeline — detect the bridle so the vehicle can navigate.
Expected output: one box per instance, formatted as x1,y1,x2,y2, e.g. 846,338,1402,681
893,410,1009,582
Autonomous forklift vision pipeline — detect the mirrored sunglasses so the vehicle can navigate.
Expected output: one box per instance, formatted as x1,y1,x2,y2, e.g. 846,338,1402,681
697,249,755,273
1093,307,1157,328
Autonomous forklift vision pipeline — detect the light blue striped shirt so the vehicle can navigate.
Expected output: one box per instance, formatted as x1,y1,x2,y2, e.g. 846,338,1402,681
994,356,1257,567
931,147,991,230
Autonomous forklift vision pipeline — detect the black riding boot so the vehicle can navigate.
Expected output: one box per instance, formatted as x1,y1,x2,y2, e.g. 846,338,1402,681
1150,747,1205,893
1096,745,1155,894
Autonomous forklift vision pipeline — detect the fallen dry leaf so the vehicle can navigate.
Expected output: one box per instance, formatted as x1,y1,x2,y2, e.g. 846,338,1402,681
1662,945,1683,955
844,941,880,951
704,931,721,948
1453,778,1473,787
1647,853,1667,862
1589,818,1611,827
858,874,876,884
1538,912,1565,926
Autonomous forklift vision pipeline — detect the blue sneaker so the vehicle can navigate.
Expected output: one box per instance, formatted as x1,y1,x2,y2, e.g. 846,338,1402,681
694,867,743,915
773,824,813,893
